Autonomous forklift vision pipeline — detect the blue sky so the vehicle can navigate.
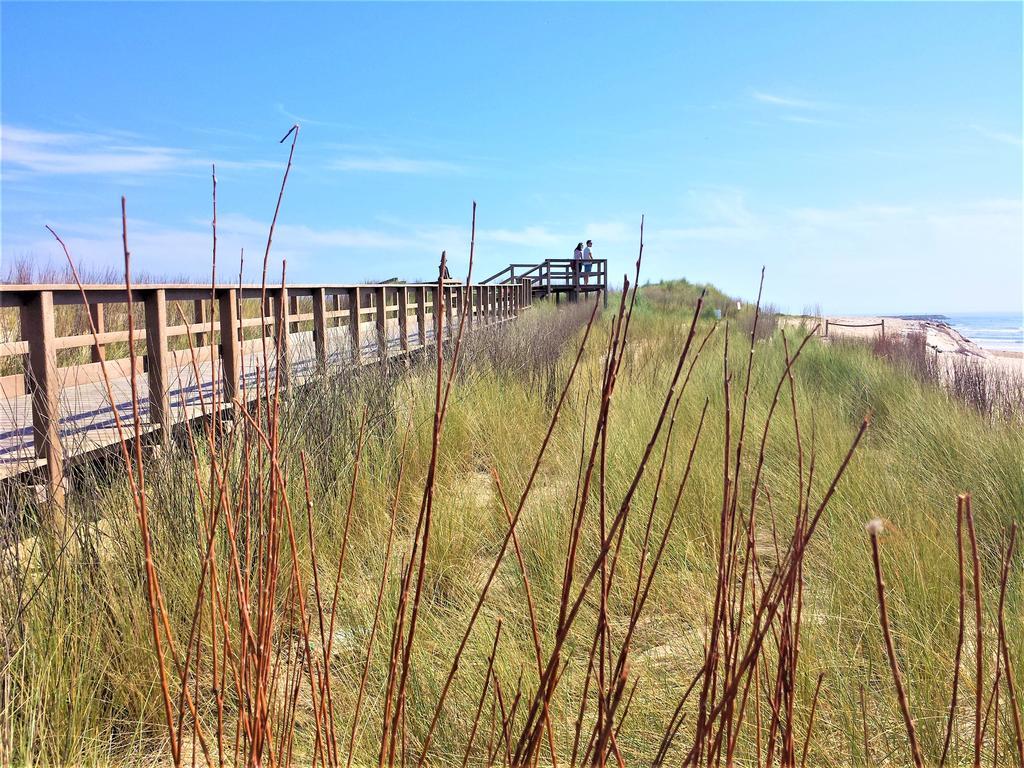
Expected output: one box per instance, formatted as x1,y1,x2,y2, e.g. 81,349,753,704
2,1,1021,313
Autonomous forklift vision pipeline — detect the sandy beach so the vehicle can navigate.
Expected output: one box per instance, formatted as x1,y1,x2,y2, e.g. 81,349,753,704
783,314,1024,376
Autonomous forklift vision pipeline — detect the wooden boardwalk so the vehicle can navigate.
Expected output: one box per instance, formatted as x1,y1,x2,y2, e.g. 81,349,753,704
0,280,532,502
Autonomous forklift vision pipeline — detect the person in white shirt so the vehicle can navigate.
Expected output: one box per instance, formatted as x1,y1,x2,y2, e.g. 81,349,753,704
582,240,594,285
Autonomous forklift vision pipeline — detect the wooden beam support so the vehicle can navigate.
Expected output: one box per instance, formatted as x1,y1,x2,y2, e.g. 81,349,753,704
218,288,241,403
20,290,66,511
311,287,328,369
275,286,290,387
375,286,388,360
446,286,455,340
432,286,441,343
193,299,207,348
89,302,106,362
398,286,410,352
144,289,171,445
349,287,362,364
416,287,427,347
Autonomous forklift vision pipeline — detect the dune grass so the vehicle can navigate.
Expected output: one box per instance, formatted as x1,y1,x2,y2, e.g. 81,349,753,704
1,276,1021,766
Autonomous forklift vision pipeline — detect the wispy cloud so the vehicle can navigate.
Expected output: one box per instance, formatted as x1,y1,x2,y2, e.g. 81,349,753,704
781,114,837,126
3,124,189,175
329,155,464,175
273,103,354,129
752,91,830,110
970,124,1022,148
1,123,281,178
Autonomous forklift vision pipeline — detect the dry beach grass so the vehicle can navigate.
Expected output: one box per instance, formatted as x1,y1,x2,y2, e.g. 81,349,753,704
1,138,1021,767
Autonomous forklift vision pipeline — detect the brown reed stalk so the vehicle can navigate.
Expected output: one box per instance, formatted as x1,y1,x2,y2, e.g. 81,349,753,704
798,671,825,768
413,295,601,766
345,423,411,768
490,469,559,766
681,416,869,767
860,683,872,767
996,524,1024,765
387,253,451,766
964,494,984,768
868,519,924,768
459,620,503,768
940,494,969,768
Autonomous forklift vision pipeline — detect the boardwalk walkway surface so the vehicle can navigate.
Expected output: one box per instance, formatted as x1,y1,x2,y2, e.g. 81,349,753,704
1,258,606,502
0,280,534,504
1,323,424,476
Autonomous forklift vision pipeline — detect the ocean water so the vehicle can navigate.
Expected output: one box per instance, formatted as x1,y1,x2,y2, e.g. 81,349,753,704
944,312,1024,352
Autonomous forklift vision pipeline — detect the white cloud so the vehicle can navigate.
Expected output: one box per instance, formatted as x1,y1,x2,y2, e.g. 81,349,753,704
1,123,278,177
2,124,189,175
752,91,830,110
9,195,1019,313
781,115,837,126
330,155,464,175
970,124,1023,148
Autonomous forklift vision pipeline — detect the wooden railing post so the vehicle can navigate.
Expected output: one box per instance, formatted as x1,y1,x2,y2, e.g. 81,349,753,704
349,287,362,364
218,288,241,402
289,294,299,334
375,286,387,360
416,286,427,347
312,288,328,369
398,286,410,351
193,299,207,348
275,287,291,387
432,287,441,342
21,290,66,510
144,289,171,446
89,302,106,362
445,287,455,340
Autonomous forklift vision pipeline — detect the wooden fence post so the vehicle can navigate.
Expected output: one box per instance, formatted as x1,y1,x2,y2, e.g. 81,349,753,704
89,302,106,362
218,288,240,403
193,299,207,349
445,287,455,340
398,286,410,352
432,287,441,342
21,290,65,511
312,288,328,370
289,294,299,334
350,287,362,364
416,286,427,347
375,286,388,360
274,287,291,387
144,289,171,446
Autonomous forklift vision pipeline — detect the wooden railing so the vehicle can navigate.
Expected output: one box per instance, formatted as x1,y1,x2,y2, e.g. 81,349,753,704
481,258,608,298
0,278,533,503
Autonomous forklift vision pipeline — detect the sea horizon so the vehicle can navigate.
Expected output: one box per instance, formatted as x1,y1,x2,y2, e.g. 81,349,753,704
867,310,1024,352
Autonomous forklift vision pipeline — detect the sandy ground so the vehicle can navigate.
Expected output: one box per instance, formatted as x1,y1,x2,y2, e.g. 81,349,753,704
781,315,1023,377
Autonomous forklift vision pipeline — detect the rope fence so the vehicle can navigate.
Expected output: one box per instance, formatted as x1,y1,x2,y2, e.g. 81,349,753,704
824,319,886,338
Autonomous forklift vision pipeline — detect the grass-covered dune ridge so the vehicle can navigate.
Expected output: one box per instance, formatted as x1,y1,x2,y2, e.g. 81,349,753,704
1,277,1021,766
